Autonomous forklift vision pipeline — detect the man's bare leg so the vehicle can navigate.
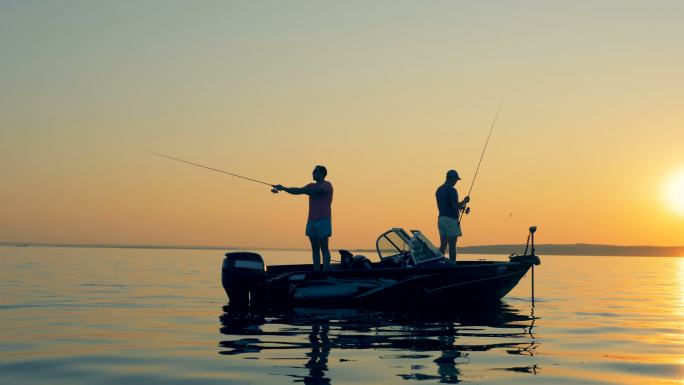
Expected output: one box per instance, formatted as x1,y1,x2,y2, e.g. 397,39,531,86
319,237,331,271
309,236,321,271
447,236,457,263
439,233,448,255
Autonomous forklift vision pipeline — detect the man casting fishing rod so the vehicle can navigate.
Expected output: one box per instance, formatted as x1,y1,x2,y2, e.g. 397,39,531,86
145,151,334,271
274,165,333,271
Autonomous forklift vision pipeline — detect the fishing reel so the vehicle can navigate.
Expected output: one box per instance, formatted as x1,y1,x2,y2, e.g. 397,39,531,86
271,188,279,194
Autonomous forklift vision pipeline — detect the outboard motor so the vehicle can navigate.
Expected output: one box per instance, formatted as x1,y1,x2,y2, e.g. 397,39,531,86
221,252,265,310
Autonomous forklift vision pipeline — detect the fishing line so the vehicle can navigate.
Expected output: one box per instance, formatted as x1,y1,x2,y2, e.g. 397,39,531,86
145,150,276,188
460,99,503,221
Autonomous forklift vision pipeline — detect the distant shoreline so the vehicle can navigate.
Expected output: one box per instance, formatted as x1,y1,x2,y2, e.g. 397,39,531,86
1,241,683,257
0,242,300,252
459,244,684,257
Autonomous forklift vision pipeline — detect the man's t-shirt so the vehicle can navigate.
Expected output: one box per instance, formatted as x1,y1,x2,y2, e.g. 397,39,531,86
435,184,459,220
306,181,333,221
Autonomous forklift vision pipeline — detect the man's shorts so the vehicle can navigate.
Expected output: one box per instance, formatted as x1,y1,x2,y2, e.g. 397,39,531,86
438,216,462,238
306,217,332,238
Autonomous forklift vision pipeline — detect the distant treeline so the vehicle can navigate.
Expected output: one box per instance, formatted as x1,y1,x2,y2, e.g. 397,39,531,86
460,244,684,257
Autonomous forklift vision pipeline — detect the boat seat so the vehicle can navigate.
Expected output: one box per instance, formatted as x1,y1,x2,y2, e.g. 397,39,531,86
338,250,372,270
352,255,372,270
377,253,407,268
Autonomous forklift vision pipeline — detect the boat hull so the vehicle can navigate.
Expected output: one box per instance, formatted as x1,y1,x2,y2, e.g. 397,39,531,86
222,227,540,310
243,261,534,310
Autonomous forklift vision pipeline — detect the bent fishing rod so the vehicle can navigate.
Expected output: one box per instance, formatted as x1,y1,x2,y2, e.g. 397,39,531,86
145,150,280,193
459,99,503,222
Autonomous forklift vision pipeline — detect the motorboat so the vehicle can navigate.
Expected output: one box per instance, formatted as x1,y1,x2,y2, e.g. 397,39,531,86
221,226,540,310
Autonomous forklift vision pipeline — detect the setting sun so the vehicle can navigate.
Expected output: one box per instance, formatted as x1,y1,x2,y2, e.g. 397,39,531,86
664,168,684,216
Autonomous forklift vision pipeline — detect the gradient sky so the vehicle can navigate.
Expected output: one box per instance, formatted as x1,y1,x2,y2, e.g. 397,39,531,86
1,1,683,249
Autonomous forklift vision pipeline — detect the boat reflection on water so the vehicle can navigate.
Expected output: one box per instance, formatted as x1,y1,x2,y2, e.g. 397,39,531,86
219,302,538,384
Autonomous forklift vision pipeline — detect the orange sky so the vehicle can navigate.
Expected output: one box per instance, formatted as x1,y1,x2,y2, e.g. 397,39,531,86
1,1,683,249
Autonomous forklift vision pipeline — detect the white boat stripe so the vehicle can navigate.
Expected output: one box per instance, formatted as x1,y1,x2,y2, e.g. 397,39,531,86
234,260,263,270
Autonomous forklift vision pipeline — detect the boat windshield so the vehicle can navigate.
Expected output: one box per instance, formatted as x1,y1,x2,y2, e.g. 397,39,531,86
376,229,410,259
408,231,445,264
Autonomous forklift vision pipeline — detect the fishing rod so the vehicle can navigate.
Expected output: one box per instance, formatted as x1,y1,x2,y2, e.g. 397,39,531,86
459,99,503,222
145,150,279,192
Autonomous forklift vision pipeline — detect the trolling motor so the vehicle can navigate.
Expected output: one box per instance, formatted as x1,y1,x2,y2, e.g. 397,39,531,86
509,226,541,265
525,226,537,256
508,226,541,304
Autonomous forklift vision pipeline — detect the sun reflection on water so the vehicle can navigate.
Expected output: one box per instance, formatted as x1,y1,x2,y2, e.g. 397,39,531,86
678,258,684,307
671,258,684,375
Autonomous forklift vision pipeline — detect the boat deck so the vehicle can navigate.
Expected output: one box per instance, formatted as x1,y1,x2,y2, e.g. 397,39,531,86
265,260,507,276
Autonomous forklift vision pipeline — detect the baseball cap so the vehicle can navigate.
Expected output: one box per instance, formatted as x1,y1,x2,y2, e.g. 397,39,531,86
446,169,461,180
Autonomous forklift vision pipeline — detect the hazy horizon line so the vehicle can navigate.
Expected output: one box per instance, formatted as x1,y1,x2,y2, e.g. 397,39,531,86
2,241,684,257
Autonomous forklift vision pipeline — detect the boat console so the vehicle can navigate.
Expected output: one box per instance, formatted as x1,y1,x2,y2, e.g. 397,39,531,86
376,228,450,267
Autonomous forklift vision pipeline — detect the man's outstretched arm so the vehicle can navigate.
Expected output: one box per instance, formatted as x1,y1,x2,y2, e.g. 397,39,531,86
274,184,328,196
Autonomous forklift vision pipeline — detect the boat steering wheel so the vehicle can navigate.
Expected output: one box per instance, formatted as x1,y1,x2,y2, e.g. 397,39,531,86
398,250,412,267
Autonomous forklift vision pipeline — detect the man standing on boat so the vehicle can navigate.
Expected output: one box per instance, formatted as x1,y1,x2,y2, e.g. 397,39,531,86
275,165,333,271
436,169,470,262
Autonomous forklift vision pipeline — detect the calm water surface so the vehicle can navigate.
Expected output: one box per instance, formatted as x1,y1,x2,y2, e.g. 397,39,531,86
1,246,684,384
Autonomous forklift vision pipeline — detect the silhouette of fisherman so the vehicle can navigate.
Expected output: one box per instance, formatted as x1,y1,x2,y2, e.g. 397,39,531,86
436,169,470,262
275,165,333,271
